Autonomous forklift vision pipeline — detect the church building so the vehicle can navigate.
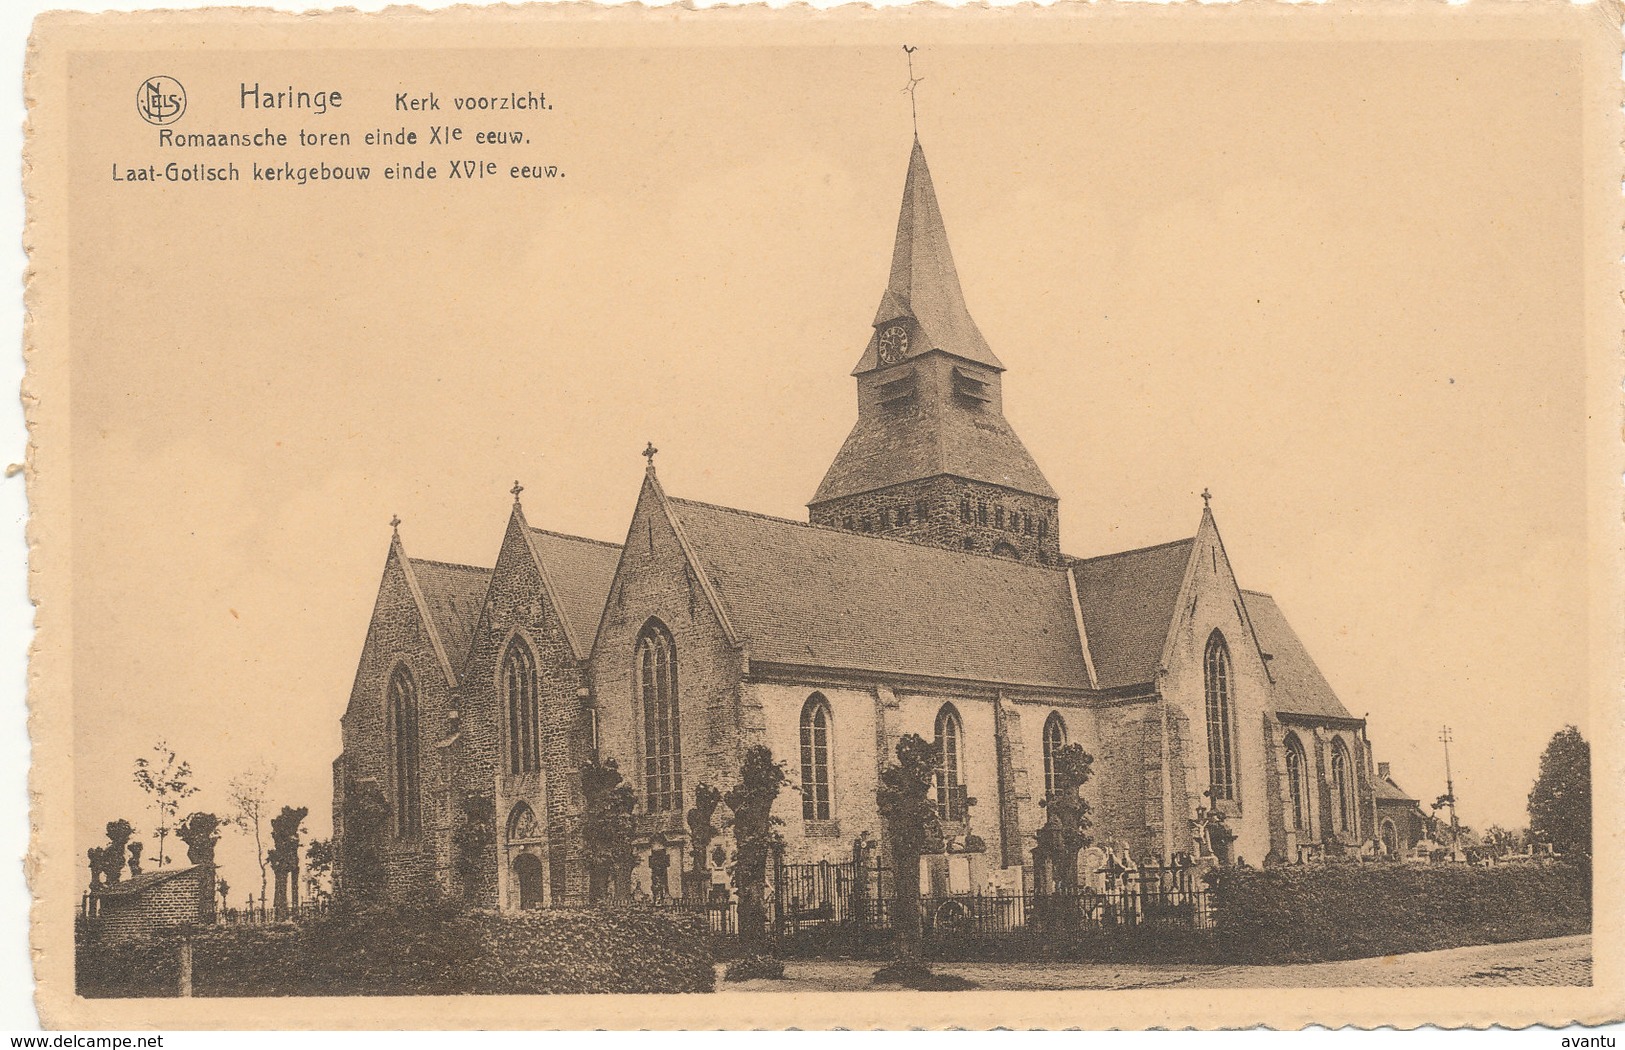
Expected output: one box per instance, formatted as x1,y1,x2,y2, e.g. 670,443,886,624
332,136,1395,910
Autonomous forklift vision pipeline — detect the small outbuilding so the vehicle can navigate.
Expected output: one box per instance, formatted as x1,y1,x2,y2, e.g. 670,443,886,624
92,864,215,938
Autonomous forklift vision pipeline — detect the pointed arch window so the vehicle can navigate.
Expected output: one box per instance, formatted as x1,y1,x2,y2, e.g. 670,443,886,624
637,621,682,813
503,639,540,774
935,704,968,823
800,694,834,822
1042,712,1068,801
1284,732,1310,831
387,664,421,836
1331,738,1354,833
1204,632,1238,803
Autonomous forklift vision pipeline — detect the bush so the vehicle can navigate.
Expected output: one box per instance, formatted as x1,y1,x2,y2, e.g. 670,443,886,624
75,922,181,999
724,953,785,981
76,902,715,997
1215,861,1590,964
872,958,979,991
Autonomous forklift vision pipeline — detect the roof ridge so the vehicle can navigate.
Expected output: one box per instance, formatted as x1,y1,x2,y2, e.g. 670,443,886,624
1239,588,1274,598
1068,536,1196,565
407,557,491,574
668,495,1071,572
526,526,623,551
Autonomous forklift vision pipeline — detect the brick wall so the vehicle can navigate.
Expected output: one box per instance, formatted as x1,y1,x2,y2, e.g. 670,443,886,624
1376,798,1426,853
95,866,212,938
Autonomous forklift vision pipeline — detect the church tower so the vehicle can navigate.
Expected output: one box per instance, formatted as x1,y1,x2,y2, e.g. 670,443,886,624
809,140,1061,564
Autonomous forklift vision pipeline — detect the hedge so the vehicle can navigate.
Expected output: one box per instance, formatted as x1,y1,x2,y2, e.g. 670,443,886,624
1214,861,1591,964
77,902,715,997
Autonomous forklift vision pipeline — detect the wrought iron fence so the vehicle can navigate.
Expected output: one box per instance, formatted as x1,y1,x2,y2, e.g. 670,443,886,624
646,895,738,937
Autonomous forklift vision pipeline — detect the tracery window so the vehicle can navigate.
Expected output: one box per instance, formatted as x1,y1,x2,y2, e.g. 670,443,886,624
1284,732,1310,831
387,664,421,836
637,621,682,813
1204,632,1238,802
503,639,540,774
935,704,968,823
1331,738,1355,833
507,802,539,841
1042,712,1068,800
799,694,833,821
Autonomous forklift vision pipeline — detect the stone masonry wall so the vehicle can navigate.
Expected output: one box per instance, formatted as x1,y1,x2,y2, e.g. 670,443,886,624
335,544,456,900
458,509,593,907
591,476,746,897
810,475,1061,565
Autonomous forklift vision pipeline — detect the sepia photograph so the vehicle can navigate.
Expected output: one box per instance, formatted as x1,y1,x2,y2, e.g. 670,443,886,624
19,2,1623,1030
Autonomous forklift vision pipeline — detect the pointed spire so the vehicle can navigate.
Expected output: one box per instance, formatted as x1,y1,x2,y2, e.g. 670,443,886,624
856,140,1003,374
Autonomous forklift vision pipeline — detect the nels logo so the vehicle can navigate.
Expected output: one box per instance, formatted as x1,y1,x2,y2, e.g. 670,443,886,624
136,76,186,126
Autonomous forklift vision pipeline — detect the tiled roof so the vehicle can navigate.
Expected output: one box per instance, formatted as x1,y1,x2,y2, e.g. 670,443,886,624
527,528,622,652
408,558,492,673
94,865,199,898
811,398,1057,504
666,497,1091,689
1241,590,1355,721
853,141,1002,374
1374,775,1417,803
1070,539,1195,690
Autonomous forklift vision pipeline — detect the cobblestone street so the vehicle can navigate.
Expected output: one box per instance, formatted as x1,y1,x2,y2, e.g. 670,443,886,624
720,935,1592,992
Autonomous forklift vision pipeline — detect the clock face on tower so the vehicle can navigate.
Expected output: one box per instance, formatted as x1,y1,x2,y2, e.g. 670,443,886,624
877,324,910,365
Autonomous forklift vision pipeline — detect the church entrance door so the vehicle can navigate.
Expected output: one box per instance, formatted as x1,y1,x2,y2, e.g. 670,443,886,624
514,853,544,909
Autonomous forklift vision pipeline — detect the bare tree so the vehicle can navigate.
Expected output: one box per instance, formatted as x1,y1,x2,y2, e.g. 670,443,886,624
227,762,276,907
132,742,198,869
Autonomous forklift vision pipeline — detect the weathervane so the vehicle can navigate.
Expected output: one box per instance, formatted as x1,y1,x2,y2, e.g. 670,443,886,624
903,45,924,140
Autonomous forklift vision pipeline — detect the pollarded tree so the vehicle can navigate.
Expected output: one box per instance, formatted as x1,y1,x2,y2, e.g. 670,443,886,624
685,783,723,900
87,819,136,888
723,747,787,951
1036,743,1095,891
267,805,309,918
875,733,944,972
1528,725,1591,861
176,811,222,866
580,757,637,900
